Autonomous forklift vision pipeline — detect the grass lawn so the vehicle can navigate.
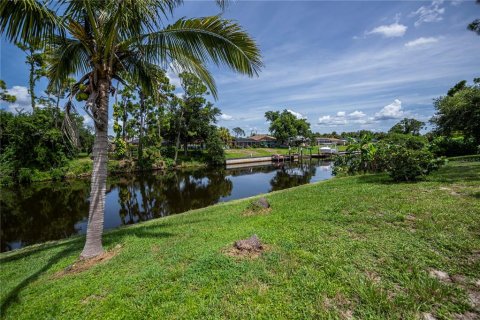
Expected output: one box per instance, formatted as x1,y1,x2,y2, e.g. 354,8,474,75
225,146,348,159
1,162,479,319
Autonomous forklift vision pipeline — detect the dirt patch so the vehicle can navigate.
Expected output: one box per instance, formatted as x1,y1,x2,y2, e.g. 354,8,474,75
323,293,354,320
224,235,267,260
453,312,479,320
242,207,271,217
429,269,452,283
53,245,122,278
81,293,106,304
422,313,437,320
242,198,271,216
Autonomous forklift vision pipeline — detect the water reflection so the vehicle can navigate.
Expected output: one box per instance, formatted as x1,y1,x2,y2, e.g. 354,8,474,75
1,160,331,252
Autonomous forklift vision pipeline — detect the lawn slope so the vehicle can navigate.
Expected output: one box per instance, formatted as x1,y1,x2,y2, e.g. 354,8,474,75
1,162,479,319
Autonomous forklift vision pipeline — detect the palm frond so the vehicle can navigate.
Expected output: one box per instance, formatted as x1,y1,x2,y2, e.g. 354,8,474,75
124,15,263,78
47,35,91,86
0,0,61,44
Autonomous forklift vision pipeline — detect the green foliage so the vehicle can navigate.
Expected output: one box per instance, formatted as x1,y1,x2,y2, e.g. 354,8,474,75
232,127,245,138
334,133,444,181
388,118,425,136
265,109,311,145
0,80,16,103
429,136,478,157
205,128,225,166
113,138,127,159
49,167,65,181
18,168,33,184
382,145,445,182
0,108,92,182
431,79,480,145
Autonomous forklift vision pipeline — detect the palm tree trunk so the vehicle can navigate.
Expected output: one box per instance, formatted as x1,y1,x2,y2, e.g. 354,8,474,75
80,78,109,259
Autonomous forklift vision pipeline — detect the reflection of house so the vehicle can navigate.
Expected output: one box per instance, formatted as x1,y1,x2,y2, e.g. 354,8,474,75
233,134,277,148
316,137,347,145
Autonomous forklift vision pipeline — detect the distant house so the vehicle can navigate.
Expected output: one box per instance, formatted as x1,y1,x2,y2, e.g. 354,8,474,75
233,134,277,148
316,137,347,145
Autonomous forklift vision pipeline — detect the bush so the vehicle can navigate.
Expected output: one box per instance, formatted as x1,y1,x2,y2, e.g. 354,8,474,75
50,168,66,181
18,167,33,184
383,146,445,182
205,131,225,166
429,136,478,157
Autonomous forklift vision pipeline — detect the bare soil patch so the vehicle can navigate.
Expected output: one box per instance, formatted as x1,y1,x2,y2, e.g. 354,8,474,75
53,245,122,278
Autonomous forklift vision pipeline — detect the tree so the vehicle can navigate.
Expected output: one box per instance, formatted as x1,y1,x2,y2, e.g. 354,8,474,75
388,118,425,136
0,80,16,103
218,127,232,146
431,79,480,145
173,72,220,160
467,0,480,35
16,40,47,111
265,109,311,146
1,0,262,258
232,127,245,138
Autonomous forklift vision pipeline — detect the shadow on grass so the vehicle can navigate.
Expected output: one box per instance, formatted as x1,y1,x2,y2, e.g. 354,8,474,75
0,221,181,317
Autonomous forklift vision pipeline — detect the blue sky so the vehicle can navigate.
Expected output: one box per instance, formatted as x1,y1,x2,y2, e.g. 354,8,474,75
1,0,479,134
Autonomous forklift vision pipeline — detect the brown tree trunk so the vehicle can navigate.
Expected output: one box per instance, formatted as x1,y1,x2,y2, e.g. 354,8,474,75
80,78,109,259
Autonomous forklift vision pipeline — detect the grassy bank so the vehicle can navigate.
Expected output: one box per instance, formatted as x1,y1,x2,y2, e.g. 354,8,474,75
225,146,348,159
1,162,479,319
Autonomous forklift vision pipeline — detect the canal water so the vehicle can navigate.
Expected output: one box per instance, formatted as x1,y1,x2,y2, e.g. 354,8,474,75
1,160,332,252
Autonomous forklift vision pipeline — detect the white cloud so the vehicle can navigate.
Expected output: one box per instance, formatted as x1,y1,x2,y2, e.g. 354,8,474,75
366,23,408,38
348,110,366,119
287,109,306,119
410,1,445,27
374,99,404,120
1,86,31,113
317,115,347,126
405,37,439,47
318,109,372,126
219,113,233,121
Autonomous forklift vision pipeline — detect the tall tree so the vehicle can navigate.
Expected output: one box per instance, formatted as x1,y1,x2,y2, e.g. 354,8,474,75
16,40,47,111
431,79,480,145
232,126,245,138
265,109,311,146
388,118,425,136
1,0,262,258
467,0,480,35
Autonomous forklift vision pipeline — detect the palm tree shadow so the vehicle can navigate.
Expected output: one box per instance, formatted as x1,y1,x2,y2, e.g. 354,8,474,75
0,243,81,317
0,217,203,316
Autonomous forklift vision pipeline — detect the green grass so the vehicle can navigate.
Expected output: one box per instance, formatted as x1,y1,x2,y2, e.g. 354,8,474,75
225,146,348,159
1,162,479,319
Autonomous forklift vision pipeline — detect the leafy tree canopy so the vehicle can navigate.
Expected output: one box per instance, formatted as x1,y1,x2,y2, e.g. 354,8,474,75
265,109,311,145
388,118,425,136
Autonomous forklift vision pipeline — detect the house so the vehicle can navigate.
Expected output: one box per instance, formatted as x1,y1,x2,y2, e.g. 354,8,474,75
316,137,347,146
233,134,277,148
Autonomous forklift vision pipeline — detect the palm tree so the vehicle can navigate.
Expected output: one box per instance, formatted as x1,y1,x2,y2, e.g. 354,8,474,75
0,0,262,259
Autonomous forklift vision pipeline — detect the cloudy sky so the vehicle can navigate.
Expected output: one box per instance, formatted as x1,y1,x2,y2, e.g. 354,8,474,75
1,0,479,134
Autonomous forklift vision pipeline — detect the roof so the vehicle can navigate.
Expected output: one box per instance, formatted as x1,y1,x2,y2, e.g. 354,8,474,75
249,134,276,141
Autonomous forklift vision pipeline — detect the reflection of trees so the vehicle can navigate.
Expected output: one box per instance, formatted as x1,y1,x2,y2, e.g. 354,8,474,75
269,161,318,191
113,168,233,224
0,181,90,252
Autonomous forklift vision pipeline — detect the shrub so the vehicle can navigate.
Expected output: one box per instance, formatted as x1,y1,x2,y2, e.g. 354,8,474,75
50,168,66,181
205,131,225,166
383,146,445,182
18,168,33,184
429,136,478,157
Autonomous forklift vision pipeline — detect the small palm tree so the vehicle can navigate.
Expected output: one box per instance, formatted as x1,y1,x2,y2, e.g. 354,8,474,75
1,0,262,258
